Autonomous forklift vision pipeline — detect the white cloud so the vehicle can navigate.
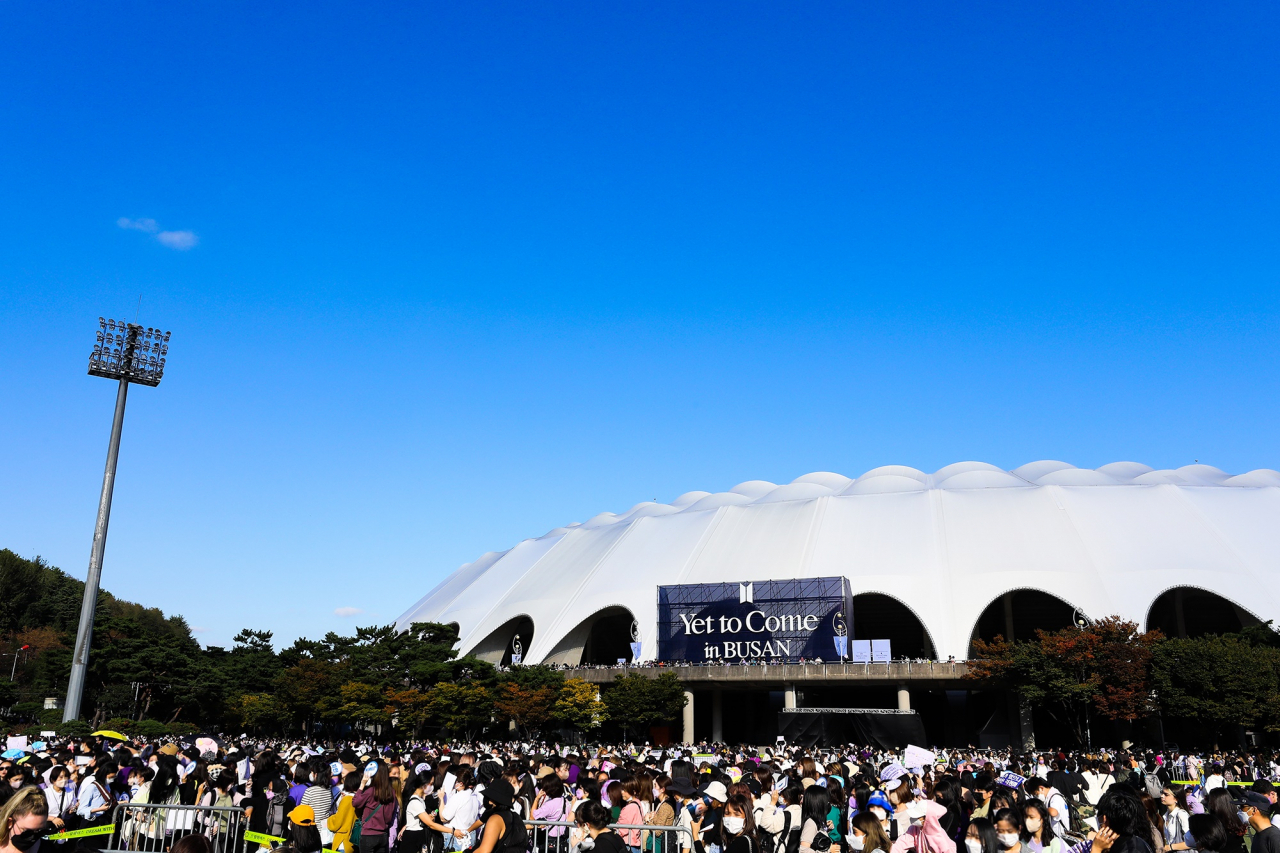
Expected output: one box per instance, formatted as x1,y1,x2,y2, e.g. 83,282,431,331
117,217,159,234
334,607,363,617
118,216,198,250
191,626,208,633
156,230,198,250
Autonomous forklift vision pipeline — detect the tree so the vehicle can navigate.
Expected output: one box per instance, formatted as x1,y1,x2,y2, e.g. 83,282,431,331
384,687,433,736
968,616,1161,744
1151,635,1278,734
233,692,286,731
427,682,491,739
551,678,608,732
602,672,686,740
493,683,556,737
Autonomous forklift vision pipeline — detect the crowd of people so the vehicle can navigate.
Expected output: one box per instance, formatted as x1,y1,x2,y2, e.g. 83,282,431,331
1,735,1279,853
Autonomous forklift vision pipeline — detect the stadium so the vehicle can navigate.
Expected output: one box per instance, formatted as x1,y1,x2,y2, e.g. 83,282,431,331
396,460,1280,746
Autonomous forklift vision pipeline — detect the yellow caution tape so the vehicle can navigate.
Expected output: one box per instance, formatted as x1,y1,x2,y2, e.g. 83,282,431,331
45,826,116,840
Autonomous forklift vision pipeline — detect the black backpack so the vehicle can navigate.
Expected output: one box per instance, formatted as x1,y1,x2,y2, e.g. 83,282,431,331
497,810,529,853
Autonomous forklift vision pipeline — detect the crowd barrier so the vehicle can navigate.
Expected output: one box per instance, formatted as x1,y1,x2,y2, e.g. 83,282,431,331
102,802,247,853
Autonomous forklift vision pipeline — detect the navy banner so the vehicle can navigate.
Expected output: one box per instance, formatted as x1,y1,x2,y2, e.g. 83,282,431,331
657,577,851,663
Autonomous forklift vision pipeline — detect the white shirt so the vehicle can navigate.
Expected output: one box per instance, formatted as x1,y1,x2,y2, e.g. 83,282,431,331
1205,775,1226,792
442,788,482,838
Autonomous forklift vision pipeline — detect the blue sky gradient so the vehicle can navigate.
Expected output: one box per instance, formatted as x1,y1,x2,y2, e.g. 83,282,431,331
2,2,1278,647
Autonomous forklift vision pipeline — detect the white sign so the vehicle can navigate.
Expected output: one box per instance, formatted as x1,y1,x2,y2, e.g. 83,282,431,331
6,736,28,752
904,745,936,770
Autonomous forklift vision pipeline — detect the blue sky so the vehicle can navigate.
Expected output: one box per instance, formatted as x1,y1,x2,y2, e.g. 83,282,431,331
2,2,1278,649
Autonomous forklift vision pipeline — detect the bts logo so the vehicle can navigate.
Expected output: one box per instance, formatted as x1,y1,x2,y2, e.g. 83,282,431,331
739,582,754,604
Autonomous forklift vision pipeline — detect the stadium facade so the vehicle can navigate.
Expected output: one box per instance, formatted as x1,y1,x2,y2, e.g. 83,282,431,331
397,461,1280,746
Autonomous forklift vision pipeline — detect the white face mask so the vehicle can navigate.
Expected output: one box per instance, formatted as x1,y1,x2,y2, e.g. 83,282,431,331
869,807,887,821
1025,818,1042,833
998,833,1020,849
966,840,983,853
723,817,746,835
849,836,865,851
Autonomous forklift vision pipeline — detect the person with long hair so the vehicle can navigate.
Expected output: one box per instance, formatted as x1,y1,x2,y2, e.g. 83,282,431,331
720,794,761,853
800,785,831,853
301,759,336,848
964,817,999,853
441,767,481,852
933,777,965,843
0,787,49,853
287,805,325,853
1137,792,1165,853
993,807,1024,853
1089,787,1156,853
327,772,361,853
576,801,627,853
1159,787,1190,851
1201,790,1245,853
850,811,892,853
398,771,431,853
1019,799,1062,853
352,761,399,853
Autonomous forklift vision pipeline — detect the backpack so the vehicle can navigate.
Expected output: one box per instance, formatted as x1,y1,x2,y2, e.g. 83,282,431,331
497,811,529,853
263,794,288,838
350,802,382,847
764,810,800,853
1144,774,1163,799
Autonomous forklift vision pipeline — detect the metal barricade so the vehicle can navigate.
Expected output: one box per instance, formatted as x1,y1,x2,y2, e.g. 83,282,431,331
525,820,694,853
104,802,246,853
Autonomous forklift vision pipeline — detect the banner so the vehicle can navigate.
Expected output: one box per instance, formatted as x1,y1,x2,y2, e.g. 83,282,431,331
903,744,936,770
510,654,522,665
45,826,115,841
630,642,642,660
852,640,871,663
997,771,1027,789
833,635,847,659
657,577,852,663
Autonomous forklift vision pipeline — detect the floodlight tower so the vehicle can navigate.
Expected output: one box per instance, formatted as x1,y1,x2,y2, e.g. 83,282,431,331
63,319,171,722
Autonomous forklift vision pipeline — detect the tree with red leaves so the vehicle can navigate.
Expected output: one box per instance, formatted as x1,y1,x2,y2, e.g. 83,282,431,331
968,616,1162,745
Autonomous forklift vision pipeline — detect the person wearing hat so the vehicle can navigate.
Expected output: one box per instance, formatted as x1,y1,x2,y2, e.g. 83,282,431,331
661,777,698,853
466,780,527,853
289,804,325,853
1238,792,1280,853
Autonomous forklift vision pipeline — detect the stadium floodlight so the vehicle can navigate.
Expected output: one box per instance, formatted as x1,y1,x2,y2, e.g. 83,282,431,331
63,319,172,722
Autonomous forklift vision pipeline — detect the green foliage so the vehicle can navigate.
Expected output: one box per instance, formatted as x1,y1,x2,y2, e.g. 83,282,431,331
602,672,687,739
11,701,42,721
551,678,608,732
1151,635,1279,732
102,717,135,732
167,721,200,736
56,719,91,737
0,680,15,707
134,719,170,738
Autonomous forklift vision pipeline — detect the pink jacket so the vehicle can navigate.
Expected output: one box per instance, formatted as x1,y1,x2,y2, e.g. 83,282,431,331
890,802,956,853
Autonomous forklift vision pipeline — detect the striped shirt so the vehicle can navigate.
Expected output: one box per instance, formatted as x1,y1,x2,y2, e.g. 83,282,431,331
303,785,334,823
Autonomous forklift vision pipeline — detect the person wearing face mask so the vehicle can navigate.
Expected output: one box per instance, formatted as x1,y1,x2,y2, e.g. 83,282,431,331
800,786,833,853
850,811,892,853
721,795,761,853
890,799,956,853
0,787,49,853
1020,801,1063,853
576,801,628,853
965,817,1000,853
993,808,1024,853
43,767,76,839
74,760,116,848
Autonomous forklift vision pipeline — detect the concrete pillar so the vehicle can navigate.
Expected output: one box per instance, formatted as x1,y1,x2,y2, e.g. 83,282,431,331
712,689,724,743
683,690,695,744
784,684,797,709
897,683,911,711
1003,592,1016,642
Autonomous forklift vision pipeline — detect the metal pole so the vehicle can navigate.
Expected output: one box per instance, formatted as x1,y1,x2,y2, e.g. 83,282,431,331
64,378,129,722
10,652,17,682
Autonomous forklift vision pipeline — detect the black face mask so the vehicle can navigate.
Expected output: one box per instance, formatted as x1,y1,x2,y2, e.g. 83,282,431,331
10,826,42,852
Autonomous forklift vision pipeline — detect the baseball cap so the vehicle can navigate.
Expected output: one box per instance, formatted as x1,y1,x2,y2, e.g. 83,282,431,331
1236,791,1271,812
289,805,316,826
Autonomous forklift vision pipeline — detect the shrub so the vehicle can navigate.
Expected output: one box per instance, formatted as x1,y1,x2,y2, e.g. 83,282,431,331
167,722,199,737
134,719,169,738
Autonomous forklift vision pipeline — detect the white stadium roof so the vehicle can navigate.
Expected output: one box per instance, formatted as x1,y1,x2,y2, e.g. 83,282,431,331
395,461,1280,663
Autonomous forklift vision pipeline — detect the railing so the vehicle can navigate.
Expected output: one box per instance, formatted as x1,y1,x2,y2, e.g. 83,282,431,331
526,820,695,853
102,802,246,853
